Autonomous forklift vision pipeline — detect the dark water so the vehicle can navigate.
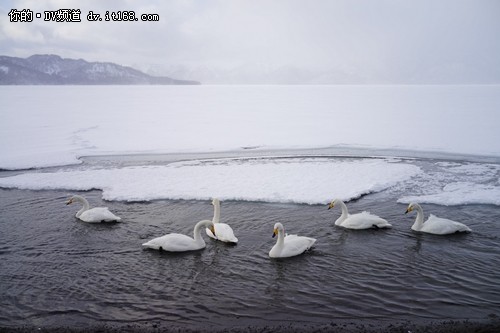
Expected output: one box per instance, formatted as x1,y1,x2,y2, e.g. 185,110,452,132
1,182,500,330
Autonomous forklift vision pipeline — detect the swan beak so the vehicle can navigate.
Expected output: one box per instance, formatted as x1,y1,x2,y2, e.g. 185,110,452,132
210,225,216,237
405,207,413,214
272,228,278,238
66,199,72,205
327,202,335,210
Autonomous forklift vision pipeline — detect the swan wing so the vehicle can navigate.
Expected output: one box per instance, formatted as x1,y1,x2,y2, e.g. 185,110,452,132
271,236,316,258
142,233,202,252
79,207,121,223
340,212,391,229
421,214,472,235
284,234,298,240
212,223,238,243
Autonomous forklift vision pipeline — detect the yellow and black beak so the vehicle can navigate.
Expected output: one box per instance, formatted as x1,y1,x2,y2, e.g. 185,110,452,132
405,206,412,214
327,202,335,210
66,199,72,205
210,225,216,237
272,228,278,238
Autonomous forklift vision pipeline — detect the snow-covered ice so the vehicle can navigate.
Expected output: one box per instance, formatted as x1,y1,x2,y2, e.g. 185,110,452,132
1,85,500,206
398,162,500,206
398,182,500,206
0,157,421,204
2,155,498,206
1,85,500,170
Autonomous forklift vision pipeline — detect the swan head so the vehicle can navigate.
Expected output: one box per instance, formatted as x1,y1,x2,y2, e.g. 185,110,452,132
66,195,84,205
327,199,338,210
405,203,416,214
211,198,220,206
66,196,77,205
272,222,284,238
201,219,216,236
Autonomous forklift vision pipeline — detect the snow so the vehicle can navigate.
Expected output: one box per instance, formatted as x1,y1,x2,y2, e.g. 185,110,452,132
1,85,500,170
398,182,500,206
397,162,500,206
45,64,61,75
0,157,421,204
1,85,500,206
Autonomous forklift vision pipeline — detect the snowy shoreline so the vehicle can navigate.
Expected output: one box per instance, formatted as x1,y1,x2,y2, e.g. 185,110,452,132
1,152,499,207
2,85,500,170
3,144,500,172
2,85,499,207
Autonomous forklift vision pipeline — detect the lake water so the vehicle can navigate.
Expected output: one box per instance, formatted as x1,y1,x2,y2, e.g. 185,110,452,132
1,151,499,332
1,84,500,331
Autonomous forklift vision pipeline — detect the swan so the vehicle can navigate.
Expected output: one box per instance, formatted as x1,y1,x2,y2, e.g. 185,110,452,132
405,203,472,235
269,222,316,258
205,198,238,243
66,195,121,223
142,219,216,252
327,199,391,229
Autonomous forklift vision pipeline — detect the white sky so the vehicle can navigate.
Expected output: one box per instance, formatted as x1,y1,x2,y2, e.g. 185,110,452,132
1,0,500,82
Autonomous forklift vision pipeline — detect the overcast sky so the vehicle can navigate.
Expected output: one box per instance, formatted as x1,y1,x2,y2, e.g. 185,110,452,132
1,0,499,83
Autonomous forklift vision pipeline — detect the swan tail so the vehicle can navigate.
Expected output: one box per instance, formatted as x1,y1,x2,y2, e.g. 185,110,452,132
306,237,317,250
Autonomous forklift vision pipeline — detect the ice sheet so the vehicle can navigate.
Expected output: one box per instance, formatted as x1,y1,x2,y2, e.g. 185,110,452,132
0,157,421,204
398,182,500,206
1,85,500,170
397,162,500,206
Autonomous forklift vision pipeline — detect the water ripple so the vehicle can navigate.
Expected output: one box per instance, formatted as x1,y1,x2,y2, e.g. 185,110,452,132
1,189,499,329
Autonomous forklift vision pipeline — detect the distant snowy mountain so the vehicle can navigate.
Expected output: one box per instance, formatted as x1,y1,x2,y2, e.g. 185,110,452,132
0,55,200,85
136,61,500,85
137,63,368,85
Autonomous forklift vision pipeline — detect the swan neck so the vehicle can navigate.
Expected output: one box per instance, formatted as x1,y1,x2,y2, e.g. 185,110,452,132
193,221,207,245
335,200,349,225
339,200,349,218
276,228,285,248
76,196,90,217
212,202,220,224
412,204,425,230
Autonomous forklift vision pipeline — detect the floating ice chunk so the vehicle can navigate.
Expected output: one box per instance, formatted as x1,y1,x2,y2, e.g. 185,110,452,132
398,182,500,206
0,157,421,205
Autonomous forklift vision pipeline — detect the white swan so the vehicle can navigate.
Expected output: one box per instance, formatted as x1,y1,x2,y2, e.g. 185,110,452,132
205,198,238,243
269,222,316,258
66,195,121,223
405,203,472,235
327,199,391,229
142,220,216,252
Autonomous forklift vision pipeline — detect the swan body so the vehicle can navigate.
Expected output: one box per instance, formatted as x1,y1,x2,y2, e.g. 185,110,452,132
269,222,316,258
142,219,216,252
205,198,238,243
66,195,121,223
405,203,471,235
327,199,391,229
